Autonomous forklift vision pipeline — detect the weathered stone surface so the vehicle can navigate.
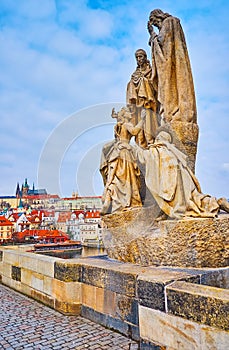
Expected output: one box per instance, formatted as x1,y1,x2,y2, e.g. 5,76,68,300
0,250,3,261
81,305,107,327
30,289,54,308
1,262,11,279
81,265,106,288
139,306,229,350
105,269,136,296
4,250,19,265
52,279,81,304
11,265,21,281
81,305,132,337
103,211,229,267
82,283,97,309
137,279,166,311
19,253,55,278
167,281,229,330
36,255,55,277
54,261,81,282
30,272,44,292
136,267,201,312
54,300,81,315
170,121,199,173
200,268,229,289
116,294,139,325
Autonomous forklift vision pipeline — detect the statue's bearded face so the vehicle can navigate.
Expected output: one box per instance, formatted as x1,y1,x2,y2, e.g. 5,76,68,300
135,53,146,67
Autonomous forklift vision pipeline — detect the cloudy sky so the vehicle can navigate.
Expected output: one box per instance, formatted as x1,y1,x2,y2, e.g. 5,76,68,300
0,0,228,198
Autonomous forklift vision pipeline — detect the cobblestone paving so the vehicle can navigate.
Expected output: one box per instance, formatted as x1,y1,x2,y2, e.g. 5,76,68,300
0,284,138,349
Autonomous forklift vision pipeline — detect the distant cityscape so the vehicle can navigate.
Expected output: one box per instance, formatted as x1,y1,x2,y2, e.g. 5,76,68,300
0,178,103,247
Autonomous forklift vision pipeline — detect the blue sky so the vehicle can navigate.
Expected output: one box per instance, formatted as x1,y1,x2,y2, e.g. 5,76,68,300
0,0,228,198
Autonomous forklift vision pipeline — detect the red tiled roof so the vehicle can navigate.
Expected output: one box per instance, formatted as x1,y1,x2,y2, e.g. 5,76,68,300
63,196,102,200
85,211,100,218
73,210,85,216
26,215,41,223
0,216,13,226
13,229,69,240
39,210,55,217
8,213,20,221
23,194,60,200
57,212,71,222
31,209,39,215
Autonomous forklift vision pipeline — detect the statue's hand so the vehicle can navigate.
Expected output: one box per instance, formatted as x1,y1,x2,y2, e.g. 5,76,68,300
147,21,154,35
147,21,157,42
111,107,117,119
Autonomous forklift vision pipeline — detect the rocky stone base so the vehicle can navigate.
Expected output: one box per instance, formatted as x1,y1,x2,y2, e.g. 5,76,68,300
102,208,229,268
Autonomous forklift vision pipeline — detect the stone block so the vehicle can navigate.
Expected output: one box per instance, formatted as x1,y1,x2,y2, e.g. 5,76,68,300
105,269,136,296
200,268,229,289
103,289,116,316
54,261,81,282
139,306,229,350
31,289,54,308
43,275,53,295
95,286,104,313
116,294,139,325
81,305,107,328
129,324,140,342
106,314,129,336
36,256,55,278
167,281,229,330
21,268,32,286
1,275,25,294
81,304,131,338
136,267,197,312
31,272,44,292
137,279,165,311
11,265,21,282
19,254,38,272
4,250,19,266
170,120,199,173
54,300,81,315
82,283,96,309
21,269,44,292
52,279,81,303
81,264,106,288
1,262,12,278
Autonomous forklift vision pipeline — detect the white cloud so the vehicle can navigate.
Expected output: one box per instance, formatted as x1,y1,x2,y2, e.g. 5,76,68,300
222,163,229,171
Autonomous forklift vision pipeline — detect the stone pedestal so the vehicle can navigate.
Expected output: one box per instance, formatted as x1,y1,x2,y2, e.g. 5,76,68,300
102,208,229,268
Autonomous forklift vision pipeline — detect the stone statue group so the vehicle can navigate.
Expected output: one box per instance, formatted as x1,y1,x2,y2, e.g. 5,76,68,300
100,9,229,219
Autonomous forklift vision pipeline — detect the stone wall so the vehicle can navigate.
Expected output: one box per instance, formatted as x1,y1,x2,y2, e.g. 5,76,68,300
0,247,228,349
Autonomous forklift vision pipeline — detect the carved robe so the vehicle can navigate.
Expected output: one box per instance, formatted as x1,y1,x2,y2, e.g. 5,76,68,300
126,62,158,146
137,135,219,219
100,121,142,213
126,62,155,110
150,16,197,123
